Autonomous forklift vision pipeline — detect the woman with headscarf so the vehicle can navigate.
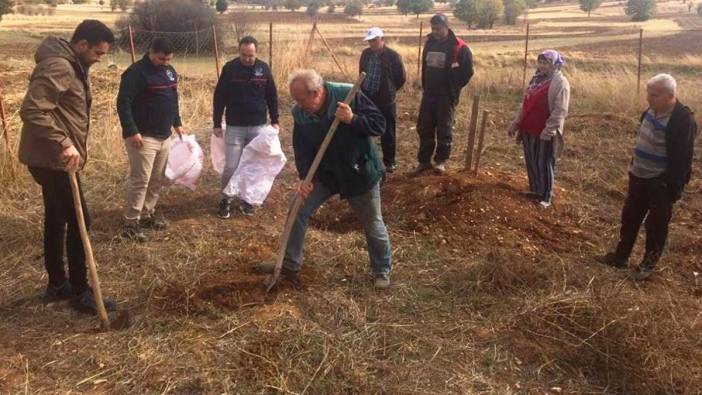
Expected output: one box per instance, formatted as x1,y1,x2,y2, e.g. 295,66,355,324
508,50,571,208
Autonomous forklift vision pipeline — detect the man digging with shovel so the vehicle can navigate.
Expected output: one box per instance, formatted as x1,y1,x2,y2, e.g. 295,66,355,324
258,69,393,289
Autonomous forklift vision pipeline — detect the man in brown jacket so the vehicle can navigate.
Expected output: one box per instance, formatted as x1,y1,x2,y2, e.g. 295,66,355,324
19,20,117,315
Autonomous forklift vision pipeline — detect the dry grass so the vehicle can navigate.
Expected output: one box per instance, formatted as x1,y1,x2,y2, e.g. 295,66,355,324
1,2,702,394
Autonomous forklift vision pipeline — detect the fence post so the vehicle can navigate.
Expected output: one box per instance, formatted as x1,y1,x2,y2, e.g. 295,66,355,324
315,25,349,79
637,28,643,95
474,110,490,174
128,25,136,64
212,25,221,78
305,18,318,59
464,92,480,171
269,22,273,70
0,87,10,154
417,21,423,80
522,23,530,91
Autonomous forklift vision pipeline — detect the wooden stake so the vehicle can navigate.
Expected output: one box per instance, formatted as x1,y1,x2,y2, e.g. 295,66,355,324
269,22,273,70
522,23,530,91
637,28,643,95
266,73,367,293
315,25,349,79
417,21,423,80
128,25,136,64
0,87,9,152
464,93,480,170
304,18,317,59
473,110,490,174
212,25,221,78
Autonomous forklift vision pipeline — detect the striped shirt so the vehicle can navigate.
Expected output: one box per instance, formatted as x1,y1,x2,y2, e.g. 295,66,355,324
362,53,382,96
630,108,671,179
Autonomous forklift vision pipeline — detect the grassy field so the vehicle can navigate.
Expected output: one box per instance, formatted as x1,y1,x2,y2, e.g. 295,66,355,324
1,1,702,394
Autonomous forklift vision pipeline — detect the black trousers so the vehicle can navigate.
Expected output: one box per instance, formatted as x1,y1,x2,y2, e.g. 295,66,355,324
614,173,674,267
29,167,90,294
377,103,397,167
416,95,456,164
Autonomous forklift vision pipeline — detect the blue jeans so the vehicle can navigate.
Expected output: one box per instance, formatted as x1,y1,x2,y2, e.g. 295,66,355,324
283,182,392,277
222,125,264,196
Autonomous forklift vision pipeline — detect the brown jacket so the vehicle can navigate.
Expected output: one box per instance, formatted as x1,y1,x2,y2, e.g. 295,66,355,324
19,37,92,171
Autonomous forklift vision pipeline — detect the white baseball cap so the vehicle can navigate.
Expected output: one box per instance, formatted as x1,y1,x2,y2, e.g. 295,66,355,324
364,27,384,41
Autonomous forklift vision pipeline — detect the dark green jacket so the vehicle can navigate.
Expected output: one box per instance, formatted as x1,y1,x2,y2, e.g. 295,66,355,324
292,82,385,199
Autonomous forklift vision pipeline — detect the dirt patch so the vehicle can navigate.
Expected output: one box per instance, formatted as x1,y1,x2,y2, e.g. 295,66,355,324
315,171,594,256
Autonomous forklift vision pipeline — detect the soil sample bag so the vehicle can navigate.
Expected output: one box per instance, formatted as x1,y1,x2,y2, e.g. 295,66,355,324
165,134,204,191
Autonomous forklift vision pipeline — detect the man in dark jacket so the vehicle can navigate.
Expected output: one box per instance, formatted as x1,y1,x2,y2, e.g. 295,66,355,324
19,20,117,315
599,74,697,280
359,27,406,173
117,38,187,242
256,69,393,289
213,36,278,218
413,13,474,175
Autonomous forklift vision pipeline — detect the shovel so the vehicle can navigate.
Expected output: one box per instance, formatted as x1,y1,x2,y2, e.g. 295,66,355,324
68,171,130,330
265,72,366,293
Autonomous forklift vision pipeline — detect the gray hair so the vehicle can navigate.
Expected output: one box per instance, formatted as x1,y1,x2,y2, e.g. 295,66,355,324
647,73,677,95
288,69,324,93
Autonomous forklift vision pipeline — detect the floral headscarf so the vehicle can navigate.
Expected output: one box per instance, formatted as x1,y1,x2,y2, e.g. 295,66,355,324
526,50,565,96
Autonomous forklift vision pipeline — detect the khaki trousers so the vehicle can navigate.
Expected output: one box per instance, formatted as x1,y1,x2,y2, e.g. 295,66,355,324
124,136,171,220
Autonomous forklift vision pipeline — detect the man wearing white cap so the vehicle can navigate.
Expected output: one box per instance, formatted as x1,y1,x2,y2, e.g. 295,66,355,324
359,27,406,173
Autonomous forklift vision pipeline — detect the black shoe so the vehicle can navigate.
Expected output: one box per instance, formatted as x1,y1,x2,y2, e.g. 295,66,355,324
140,214,168,230
630,265,655,281
71,289,117,315
218,198,232,219
122,221,148,242
385,164,396,173
409,163,432,176
596,252,627,269
240,202,255,216
43,280,73,304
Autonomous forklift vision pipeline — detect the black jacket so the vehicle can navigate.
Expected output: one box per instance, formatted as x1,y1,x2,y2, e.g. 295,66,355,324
421,29,474,105
359,46,406,106
117,54,182,140
213,58,278,128
638,101,697,201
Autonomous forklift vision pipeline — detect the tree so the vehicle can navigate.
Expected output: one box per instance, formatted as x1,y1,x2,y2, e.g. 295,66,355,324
503,0,526,24
0,0,13,22
477,0,502,28
306,0,319,16
216,0,227,13
326,3,335,12
696,1,701,14
625,0,656,21
578,0,602,16
396,0,431,17
284,0,300,11
72,0,86,4
117,0,130,12
344,0,362,17
110,0,117,11
454,0,479,28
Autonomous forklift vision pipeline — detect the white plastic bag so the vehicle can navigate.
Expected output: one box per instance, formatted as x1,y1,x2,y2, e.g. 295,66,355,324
210,130,226,175
165,135,204,191
223,125,287,206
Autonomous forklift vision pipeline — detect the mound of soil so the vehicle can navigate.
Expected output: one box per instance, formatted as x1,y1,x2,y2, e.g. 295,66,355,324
314,171,594,256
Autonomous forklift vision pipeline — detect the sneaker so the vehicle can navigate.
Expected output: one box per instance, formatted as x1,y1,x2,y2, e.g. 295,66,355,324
255,262,302,287
434,161,447,173
218,198,232,219
374,274,391,289
43,280,73,304
122,221,148,243
240,202,255,216
596,252,627,269
538,200,551,209
140,214,168,230
71,289,117,315
410,162,432,176
385,164,396,173
630,265,655,281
